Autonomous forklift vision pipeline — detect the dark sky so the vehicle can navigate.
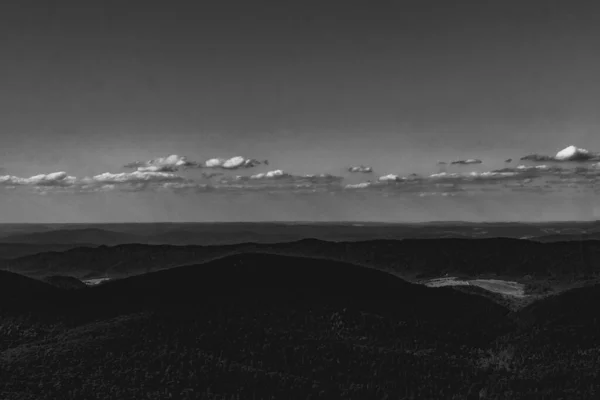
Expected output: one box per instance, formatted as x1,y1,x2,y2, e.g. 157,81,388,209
1,1,600,222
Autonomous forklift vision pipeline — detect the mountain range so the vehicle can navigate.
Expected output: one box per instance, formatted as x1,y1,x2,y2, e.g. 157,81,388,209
2,222,600,249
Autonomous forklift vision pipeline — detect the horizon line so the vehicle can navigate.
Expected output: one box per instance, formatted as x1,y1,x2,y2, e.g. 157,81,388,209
0,220,598,225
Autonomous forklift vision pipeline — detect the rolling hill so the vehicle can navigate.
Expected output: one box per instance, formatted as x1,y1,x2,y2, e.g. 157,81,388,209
3,238,600,297
0,243,99,259
2,252,600,399
44,275,87,290
0,253,514,399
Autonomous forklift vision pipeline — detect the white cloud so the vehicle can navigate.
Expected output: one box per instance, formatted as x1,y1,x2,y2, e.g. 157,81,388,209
212,170,344,193
298,173,344,184
345,182,372,189
157,182,214,194
429,171,519,180
378,174,402,182
348,165,373,173
203,156,263,169
231,170,343,185
0,171,77,187
521,145,600,162
124,155,199,172
555,145,591,161
84,171,186,185
248,169,289,180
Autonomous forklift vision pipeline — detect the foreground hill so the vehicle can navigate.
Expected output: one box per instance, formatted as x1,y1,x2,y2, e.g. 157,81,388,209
3,238,600,297
0,270,59,304
2,253,600,399
78,253,513,332
43,275,87,290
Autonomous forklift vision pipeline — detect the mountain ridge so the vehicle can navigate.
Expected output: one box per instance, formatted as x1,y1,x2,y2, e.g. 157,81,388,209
2,238,598,298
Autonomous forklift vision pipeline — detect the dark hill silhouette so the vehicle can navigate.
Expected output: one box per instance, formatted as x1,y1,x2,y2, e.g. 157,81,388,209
3,238,600,296
0,243,245,279
0,243,98,259
62,253,512,339
44,275,87,290
518,283,600,328
0,270,60,312
1,253,599,399
533,232,600,243
84,253,510,320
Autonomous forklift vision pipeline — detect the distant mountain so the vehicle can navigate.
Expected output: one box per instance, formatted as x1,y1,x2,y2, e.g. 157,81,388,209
0,243,245,279
532,232,600,243
0,228,147,245
0,243,99,259
3,222,600,247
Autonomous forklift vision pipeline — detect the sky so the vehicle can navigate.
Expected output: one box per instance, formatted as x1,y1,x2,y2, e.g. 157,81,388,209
1,0,600,222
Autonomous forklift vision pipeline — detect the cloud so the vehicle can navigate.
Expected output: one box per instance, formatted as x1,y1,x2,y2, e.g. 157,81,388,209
231,170,343,185
491,164,566,175
0,171,77,187
84,171,186,185
490,164,600,181
450,159,482,165
124,154,266,172
347,169,556,196
348,165,373,173
378,174,403,182
246,169,290,180
429,171,520,181
300,173,344,184
124,155,199,172
156,182,215,194
418,192,458,197
555,146,596,161
344,182,373,189
206,170,345,194
7,154,600,198
520,145,600,162
203,156,264,169
378,173,421,182
46,171,192,194
136,165,180,173
1,168,344,196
